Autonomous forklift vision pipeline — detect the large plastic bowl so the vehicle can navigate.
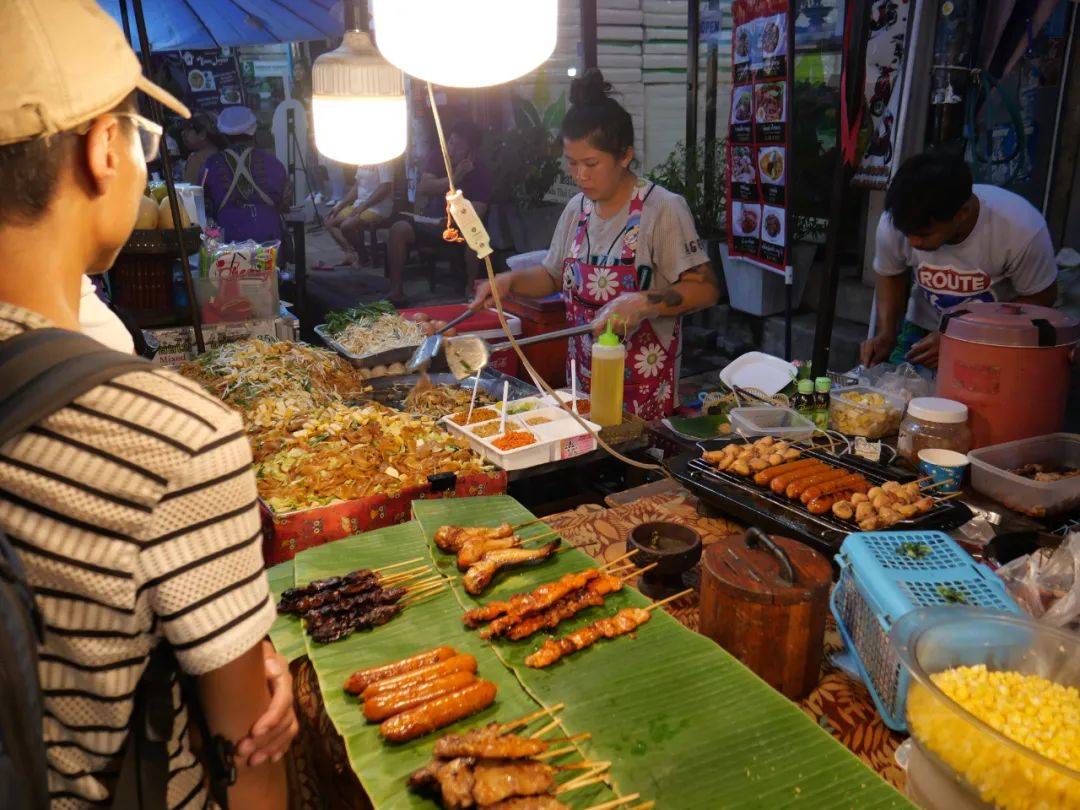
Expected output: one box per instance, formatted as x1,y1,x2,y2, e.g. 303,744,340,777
890,608,1080,810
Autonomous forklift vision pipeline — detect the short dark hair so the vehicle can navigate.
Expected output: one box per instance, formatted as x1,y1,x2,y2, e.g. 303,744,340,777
885,151,974,234
0,92,138,227
447,118,482,152
560,68,634,158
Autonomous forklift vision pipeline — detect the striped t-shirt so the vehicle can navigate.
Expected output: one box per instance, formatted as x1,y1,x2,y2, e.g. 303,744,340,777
0,302,276,809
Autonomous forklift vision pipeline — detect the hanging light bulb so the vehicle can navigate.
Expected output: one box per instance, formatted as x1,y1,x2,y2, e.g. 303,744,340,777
312,0,406,165
372,0,557,88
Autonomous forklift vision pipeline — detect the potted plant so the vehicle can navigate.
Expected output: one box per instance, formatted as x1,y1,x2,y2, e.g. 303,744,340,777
646,138,727,267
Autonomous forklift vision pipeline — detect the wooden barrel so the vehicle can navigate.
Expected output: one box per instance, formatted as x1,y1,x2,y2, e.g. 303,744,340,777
699,528,832,700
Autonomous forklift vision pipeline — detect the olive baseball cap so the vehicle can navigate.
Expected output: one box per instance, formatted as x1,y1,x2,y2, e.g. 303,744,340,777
0,0,190,147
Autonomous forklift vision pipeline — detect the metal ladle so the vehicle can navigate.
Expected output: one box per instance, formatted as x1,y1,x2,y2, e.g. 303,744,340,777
442,323,595,379
405,309,478,373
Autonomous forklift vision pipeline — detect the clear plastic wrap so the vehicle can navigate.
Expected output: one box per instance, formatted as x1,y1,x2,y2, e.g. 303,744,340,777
997,534,1080,630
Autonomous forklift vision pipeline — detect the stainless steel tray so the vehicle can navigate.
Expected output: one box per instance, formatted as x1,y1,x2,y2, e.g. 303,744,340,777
314,323,423,369
361,369,540,411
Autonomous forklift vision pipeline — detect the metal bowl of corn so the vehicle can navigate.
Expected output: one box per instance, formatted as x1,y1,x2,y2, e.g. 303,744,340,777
891,608,1079,810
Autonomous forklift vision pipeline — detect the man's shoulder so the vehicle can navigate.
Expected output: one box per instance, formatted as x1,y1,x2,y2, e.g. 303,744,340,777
975,184,1047,237
77,365,243,455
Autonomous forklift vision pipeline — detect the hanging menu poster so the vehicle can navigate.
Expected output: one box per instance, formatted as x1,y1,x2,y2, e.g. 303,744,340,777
727,0,792,271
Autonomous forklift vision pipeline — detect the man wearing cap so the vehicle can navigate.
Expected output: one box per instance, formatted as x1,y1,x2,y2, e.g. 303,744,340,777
203,105,289,245
0,1,294,807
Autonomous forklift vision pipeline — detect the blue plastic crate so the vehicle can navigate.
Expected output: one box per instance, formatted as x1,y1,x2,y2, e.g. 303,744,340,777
829,531,1021,731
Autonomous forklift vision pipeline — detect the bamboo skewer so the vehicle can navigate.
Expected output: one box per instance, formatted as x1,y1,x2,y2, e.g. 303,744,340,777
542,732,590,745
557,762,611,790
380,565,432,583
626,801,655,810
557,773,611,795
558,760,606,772
373,557,423,573
401,588,447,608
646,588,695,612
584,794,643,810
935,491,964,502
512,517,547,532
536,744,577,761
529,718,560,739
600,549,639,570
498,704,564,734
620,562,657,580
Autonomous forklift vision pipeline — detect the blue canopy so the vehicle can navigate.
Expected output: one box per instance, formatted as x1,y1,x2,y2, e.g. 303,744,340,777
98,0,342,51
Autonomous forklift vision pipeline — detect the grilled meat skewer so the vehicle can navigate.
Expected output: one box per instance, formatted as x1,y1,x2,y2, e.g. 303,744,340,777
277,568,376,612
457,535,524,571
462,569,601,627
308,603,401,644
433,726,549,760
344,646,456,695
434,523,514,552
463,542,561,595
302,585,404,624
503,574,623,641
525,607,651,668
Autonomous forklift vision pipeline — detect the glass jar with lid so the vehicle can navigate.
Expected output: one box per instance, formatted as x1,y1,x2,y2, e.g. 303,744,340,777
897,397,972,463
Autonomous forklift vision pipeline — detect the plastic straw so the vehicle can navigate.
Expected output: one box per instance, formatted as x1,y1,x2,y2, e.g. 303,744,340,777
466,373,481,424
571,359,578,415
499,381,509,433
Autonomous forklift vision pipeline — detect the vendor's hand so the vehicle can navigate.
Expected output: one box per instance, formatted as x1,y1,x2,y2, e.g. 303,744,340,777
235,641,298,768
470,272,515,311
905,330,941,369
590,292,653,339
859,333,896,368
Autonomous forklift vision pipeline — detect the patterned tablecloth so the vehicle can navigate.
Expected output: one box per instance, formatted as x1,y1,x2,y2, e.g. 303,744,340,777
287,486,906,808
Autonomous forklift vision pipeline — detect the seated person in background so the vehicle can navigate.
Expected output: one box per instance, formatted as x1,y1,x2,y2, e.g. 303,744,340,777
385,118,492,304
324,161,394,267
180,111,224,185
203,105,289,244
861,151,1058,370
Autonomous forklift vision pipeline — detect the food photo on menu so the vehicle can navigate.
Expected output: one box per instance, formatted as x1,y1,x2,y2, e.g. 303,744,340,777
733,201,761,238
758,146,785,184
731,145,757,184
731,86,753,124
760,16,783,56
735,24,751,60
761,205,785,244
754,82,785,123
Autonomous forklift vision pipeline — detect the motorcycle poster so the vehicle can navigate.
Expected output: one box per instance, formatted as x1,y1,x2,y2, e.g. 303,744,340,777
727,0,793,271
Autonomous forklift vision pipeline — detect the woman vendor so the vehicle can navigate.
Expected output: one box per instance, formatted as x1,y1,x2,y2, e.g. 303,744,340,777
471,69,719,419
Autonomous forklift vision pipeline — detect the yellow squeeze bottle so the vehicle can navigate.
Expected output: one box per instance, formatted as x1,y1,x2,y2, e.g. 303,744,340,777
589,320,625,426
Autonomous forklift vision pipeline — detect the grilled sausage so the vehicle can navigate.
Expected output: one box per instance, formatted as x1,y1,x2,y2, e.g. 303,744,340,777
807,494,837,514
361,654,477,700
363,671,477,722
753,458,820,486
344,646,456,695
785,469,847,499
769,462,831,493
801,474,870,504
379,679,498,742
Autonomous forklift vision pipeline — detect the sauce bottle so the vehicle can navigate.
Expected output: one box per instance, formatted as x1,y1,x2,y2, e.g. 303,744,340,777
792,378,814,418
589,320,625,426
813,377,831,430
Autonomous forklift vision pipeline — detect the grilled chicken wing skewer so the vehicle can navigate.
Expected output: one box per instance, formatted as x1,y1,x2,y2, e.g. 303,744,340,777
456,535,524,570
463,542,561,595
525,607,651,668
434,523,514,552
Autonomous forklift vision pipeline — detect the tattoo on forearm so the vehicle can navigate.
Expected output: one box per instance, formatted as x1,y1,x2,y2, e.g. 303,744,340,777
646,289,684,308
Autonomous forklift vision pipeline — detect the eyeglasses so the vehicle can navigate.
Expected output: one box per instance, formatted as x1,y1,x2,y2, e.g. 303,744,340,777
113,112,164,162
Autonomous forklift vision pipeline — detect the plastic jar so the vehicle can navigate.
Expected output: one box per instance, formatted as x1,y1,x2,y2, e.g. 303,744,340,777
898,397,972,463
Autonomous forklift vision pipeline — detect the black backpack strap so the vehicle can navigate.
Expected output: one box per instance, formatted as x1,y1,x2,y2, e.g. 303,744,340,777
0,328,151,448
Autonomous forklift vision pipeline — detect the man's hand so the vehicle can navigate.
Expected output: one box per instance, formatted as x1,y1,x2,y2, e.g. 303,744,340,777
590,292,654,339
470,272,515,311
905,330,941,369
234,641,298,767
455,157,476,180
859,333,896,368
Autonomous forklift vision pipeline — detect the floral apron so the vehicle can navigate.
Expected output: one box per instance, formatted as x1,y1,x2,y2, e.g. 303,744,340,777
561,182,680,420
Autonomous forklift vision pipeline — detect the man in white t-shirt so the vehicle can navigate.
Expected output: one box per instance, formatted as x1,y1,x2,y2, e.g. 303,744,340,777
860,151,1058,369
323,161,394,267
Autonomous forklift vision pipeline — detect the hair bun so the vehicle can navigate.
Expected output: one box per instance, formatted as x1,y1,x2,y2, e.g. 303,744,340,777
570,68,612,106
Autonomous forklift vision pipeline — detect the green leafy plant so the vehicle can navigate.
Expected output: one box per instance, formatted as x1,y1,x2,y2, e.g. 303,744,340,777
646,138,727,238
486,94,564,210
324,300,397,335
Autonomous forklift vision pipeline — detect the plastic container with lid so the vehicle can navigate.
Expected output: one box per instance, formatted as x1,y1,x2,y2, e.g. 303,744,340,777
829,385,906,439
898,397,971,463
967,432,1080,518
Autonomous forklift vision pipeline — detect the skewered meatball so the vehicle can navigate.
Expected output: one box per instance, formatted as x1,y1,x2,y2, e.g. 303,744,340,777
901,482,921,500
781,448,801,461
758,436,775,447
882,481,903,495
731,460,751,476
767,453,783,466
872,494,894,511
722,444,740,457
913,497,934,514
749,458,769,472
858,517,880,531
866,486,885,501
850,492,869,505
855,502,875,522
895,503,919,519
877,507,901,526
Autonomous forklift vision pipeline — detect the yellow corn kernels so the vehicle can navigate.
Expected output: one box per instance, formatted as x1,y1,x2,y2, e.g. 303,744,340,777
908,665,1079,809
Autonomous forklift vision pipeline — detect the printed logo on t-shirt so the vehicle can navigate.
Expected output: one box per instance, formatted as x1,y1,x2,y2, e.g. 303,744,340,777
916,263,996,312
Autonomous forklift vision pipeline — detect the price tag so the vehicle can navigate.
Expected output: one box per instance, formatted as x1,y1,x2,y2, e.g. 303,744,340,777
853,436,882,463
560,434,596,460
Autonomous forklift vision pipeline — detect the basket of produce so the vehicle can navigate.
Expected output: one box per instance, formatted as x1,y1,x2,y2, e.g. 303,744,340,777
831,532,1021,732
828,385,905,439
891,607,1079,809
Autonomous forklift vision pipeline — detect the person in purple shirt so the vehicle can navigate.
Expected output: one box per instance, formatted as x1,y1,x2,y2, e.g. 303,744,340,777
385,117,493,304
203,106,288,245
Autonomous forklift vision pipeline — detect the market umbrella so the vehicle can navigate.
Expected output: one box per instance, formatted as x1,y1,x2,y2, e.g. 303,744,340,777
97,0,343,52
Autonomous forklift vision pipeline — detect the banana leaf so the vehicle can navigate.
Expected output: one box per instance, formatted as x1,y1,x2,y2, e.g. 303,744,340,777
410,496,910,809
267,560,306,664
295,522,617,810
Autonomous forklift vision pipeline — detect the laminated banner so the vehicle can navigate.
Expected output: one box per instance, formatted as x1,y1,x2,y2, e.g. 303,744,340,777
853,0,916,189
727,0,793,272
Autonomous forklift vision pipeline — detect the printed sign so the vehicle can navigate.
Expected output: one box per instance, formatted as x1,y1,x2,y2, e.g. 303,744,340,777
727,0,793,272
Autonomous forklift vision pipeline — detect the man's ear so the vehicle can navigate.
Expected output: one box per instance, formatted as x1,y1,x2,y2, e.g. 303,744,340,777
82,116,122,196
621,146,634,170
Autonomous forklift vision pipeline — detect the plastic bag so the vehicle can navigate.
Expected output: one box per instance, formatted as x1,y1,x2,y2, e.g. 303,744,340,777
198,239,280,323
857,362,932,404
997,533,1080,629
